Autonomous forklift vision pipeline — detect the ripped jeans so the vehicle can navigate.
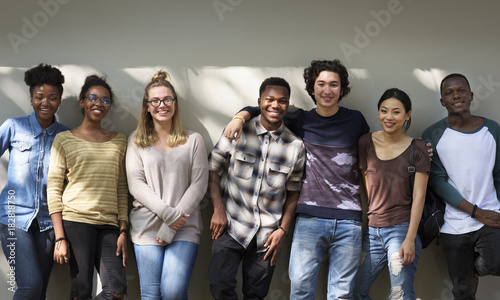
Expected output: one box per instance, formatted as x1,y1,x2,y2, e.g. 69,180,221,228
353,222,421,300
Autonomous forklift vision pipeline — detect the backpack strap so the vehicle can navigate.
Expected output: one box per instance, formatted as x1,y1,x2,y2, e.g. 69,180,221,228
409,139,416,193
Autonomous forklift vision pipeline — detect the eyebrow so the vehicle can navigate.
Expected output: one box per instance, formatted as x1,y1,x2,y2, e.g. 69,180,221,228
380,106,402,110
150,97,174,100
316,80,340,84
35,92,57,95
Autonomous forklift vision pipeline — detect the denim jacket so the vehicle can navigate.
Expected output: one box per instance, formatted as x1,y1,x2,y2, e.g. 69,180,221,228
0,112,69,232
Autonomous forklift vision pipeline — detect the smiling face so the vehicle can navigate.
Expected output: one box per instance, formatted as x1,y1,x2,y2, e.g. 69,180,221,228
258,85,289,131
313,71,343,115
80,85,111,122
440,76,473,115
146,86,176,126
31,84,61,129
377,97,411,133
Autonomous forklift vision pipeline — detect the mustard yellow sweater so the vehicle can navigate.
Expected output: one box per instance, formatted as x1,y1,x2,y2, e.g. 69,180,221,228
47,131,128,226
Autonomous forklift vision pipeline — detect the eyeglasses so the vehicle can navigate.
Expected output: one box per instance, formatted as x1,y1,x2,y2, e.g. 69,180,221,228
147,98,176,107
86,94,111,106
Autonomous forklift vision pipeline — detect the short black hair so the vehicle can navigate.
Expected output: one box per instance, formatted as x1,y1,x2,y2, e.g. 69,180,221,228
303,59,351,104
440,73,471,95
259,77,291,98
24,63,65,98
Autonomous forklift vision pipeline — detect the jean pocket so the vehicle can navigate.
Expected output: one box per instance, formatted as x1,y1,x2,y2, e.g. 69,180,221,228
12,141,32,166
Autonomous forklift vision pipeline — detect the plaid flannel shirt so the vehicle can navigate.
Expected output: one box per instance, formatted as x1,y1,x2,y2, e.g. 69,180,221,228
209,116,305,252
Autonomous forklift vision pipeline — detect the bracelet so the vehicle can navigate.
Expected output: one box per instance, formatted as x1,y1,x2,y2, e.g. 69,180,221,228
278,225,288,237
232,115,245,124
119,228,129,236
55,237,66,243
471,204,478,218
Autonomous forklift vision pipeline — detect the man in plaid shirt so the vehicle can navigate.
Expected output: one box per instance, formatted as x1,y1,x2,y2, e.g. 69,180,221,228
208,77,306,300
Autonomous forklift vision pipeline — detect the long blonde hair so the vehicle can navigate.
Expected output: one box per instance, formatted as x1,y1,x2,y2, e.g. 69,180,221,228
133,70,187,148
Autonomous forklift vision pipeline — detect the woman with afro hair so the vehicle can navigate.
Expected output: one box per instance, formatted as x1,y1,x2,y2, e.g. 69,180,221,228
0,63,68,299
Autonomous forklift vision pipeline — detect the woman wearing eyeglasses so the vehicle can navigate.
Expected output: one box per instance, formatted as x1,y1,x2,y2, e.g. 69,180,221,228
126,70,208,299
48,75,128,300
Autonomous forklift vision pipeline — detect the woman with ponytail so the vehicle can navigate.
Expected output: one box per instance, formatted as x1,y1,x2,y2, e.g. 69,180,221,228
126,70,208,299
353,88,429,299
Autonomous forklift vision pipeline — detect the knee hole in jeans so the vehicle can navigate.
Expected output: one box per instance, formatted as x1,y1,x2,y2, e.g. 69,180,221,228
389,252,403,276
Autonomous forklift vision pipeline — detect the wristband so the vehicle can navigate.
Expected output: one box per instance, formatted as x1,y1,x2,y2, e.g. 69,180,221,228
233,115,245,124
471,204,478,218
278,225,288,237
119,228,129,236
55,237,66,243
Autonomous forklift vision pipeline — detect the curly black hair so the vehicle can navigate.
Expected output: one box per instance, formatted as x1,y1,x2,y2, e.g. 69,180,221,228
78,75,114,115
78,75,114,102
24,63,65,97
303,59,351,104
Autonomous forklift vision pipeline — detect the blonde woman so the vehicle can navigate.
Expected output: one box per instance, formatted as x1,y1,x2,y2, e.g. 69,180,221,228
126,71,208,299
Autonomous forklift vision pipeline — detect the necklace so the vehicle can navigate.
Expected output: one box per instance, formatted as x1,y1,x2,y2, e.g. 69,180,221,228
446,115,475,130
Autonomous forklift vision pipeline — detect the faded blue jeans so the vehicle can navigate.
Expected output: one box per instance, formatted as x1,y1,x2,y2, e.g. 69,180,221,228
134,241,198,300
353,222,422,300
289,215,363,299
0,221,54,300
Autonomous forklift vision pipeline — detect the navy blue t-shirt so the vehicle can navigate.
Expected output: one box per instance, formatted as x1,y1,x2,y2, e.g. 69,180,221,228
243,106,369,220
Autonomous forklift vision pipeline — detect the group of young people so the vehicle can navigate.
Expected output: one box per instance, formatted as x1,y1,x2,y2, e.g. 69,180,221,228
0,59,499,300
0,64,207,300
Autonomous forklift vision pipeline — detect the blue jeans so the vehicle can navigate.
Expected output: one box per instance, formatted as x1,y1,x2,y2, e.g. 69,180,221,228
0,221,54,300
289,215,362,299
353,223,422,300
134,241,198,300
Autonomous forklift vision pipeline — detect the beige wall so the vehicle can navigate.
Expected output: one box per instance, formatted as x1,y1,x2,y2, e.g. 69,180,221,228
1,0,500,298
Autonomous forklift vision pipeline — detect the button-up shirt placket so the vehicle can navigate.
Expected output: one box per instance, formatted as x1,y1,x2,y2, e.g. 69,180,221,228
250,132,270,242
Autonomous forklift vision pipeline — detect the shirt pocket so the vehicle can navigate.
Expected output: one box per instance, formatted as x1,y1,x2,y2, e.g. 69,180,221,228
233,152,256,179
11,140,32,166
266,162,291,188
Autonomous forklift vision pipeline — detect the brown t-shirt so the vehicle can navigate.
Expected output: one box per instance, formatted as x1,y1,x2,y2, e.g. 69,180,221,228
358,133,430,227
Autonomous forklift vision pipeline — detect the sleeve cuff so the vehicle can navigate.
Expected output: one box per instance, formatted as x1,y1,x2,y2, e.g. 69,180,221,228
157,223,176,245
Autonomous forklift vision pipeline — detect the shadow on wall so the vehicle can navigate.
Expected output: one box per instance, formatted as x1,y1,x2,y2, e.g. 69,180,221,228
1,64,500,298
